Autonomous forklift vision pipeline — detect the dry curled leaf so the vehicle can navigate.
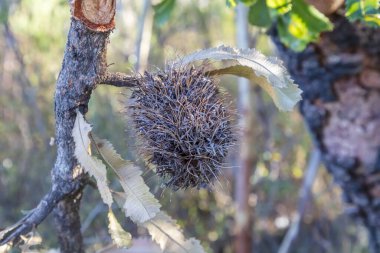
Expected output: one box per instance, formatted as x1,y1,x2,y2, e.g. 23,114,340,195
143,212,204,253
114,193,205,253
108,210,132,248
173,45,302,111
19,228,42,253
72,111,113,207
94,137,161,223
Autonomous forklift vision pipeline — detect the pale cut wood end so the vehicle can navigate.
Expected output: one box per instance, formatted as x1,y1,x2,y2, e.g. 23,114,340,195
73,0,116,32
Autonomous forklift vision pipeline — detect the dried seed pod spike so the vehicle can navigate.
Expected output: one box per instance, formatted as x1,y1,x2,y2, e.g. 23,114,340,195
128,64,235,190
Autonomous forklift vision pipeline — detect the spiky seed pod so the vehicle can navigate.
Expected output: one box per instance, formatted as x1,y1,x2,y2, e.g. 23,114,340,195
128,65,235,190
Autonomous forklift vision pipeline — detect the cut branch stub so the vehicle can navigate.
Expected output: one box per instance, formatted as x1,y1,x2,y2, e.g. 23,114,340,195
73,0,116,32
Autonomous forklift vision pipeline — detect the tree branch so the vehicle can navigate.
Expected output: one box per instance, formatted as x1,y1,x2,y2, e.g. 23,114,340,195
278,149,321,253
99,72,139,87
0,178,86,246
1,0,117,250
54,190,85,253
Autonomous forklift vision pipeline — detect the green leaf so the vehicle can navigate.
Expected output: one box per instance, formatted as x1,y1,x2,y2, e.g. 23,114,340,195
108,210,132,248
292,0,333,32
363,0,379,13
363,14,380,26
276,0,333,51
346,0,380,27
173,45,302,111
153,0,176,26
248,0,272,28
267,0,292,14
239,0,258,4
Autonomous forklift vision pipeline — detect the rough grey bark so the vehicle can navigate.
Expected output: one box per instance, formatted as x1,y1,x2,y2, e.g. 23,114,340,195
51,18,110,253
270,14,380,253
0,16,120,252
54,193,83,253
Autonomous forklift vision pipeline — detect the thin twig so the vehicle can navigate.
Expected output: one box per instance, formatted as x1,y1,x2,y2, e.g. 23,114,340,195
99,72,139,87
134,0,153,72
278,149,321,253
0,179,86,246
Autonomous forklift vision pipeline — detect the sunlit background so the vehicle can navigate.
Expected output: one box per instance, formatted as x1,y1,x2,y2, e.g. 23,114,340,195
0,0,369,252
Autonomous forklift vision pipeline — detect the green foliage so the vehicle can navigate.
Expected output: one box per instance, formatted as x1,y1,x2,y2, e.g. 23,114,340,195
153,0,176,26
248,0,272,28
267,0,292,14
346,0,380,26
232,0,380,51
276,0,333,51
240,0,333,51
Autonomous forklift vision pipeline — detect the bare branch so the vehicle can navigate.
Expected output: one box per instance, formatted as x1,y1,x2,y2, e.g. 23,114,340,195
278,149,321,253
99,72,139,87
0,179,86,246
1,15,113,251
134,0,153,72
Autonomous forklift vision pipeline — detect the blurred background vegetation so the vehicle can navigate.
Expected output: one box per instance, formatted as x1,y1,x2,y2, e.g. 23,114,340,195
0,0,371,252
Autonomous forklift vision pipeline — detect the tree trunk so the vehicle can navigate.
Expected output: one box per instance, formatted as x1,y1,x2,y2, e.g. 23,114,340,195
270,14,380,253
53,195,83,253
234,3,254,253
51,13,112,252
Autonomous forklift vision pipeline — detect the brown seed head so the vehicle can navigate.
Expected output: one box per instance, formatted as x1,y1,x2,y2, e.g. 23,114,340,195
128,65,235,189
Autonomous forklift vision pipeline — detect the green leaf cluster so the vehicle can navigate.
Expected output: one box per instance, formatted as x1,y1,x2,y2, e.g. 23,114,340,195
238,0,333,51
346,0,380,26
154,0,379,51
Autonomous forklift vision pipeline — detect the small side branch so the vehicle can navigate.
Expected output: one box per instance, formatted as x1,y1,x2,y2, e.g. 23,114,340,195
278,149,321,253
0,180,86,246
99,72,139,88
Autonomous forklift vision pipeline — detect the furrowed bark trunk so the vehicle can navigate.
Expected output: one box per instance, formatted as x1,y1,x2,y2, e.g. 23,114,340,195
270,14,380,253
54,194,83,252
0,1,131,251
52,17,110,252
51,1,115,251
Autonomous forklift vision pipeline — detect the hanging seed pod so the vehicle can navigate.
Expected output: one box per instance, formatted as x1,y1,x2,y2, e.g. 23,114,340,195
128,65,235,190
